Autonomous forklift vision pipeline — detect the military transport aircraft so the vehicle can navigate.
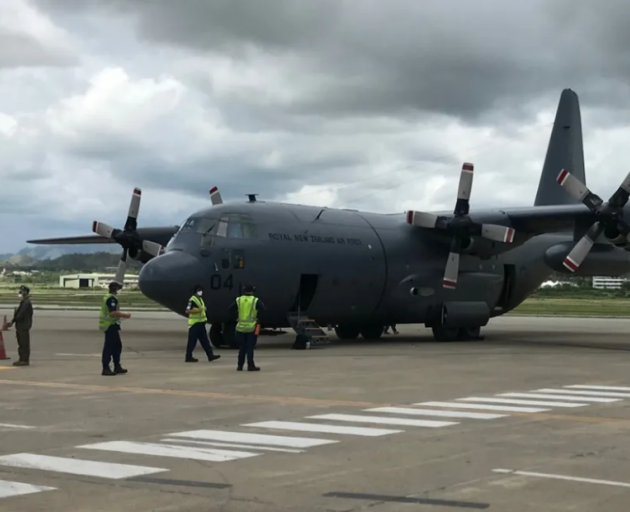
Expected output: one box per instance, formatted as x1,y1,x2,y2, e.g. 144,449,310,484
28,88,630,347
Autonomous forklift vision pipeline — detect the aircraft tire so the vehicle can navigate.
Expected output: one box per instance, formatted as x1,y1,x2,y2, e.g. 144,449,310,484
360,324,384,340
432,325,459,342
209,323,225,348
459,326,482,340
334,324,360,340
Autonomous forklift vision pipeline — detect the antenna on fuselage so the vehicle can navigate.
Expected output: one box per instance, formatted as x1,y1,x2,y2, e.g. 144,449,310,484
247,194,258,202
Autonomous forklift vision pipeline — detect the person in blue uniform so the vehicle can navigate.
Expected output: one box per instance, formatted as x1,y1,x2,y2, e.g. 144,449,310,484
229,284,265,371
98,282,130,376
185,284,221,363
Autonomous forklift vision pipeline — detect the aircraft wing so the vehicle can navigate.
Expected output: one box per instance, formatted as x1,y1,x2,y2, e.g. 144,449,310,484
26,234,114,245
27,226,180,248
502,203,592,234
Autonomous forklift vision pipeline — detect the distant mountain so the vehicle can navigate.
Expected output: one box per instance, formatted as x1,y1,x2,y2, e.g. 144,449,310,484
0,244,118,262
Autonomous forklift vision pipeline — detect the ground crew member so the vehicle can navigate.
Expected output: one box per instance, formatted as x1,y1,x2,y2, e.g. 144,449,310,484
8,285,33,366
99,282,130,376
185,284,221,363
230,284,265,371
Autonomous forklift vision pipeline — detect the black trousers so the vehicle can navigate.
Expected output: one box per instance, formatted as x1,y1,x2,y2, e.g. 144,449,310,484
16,329,30,362
187,322,214,358
237,331,257,369
102,326,122,369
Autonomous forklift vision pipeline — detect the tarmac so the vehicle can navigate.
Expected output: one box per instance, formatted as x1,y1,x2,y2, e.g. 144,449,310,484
1,310,630,511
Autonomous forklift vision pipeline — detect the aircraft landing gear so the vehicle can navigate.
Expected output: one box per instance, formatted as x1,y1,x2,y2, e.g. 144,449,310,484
360,323,383,340
334,324,360,340
431,325,484,342
209,322,240,349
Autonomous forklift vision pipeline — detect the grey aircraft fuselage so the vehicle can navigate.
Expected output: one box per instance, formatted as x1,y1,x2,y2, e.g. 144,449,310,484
136,199,630,332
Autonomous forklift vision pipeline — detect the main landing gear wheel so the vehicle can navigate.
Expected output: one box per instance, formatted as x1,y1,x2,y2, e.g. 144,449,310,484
431,325,460,342
431,325,483,342
360,324,384,340
334,324,360,340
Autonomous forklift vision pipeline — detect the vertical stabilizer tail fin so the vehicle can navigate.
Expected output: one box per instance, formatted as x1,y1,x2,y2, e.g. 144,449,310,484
534,89,586,206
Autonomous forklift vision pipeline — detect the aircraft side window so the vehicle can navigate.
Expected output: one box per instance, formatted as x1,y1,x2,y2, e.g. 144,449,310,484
232,249,245,269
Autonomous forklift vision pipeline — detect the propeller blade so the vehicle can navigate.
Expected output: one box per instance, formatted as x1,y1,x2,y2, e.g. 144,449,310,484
209,186,223,205
142,240,162,257
556,170,603,211
123,188,142,231
481,224,515,243
443,238,461,289
607,170,630,208
92,221,115,238
562,222,604,272
406,210,438,228
454,162,474,216
114,251,128,286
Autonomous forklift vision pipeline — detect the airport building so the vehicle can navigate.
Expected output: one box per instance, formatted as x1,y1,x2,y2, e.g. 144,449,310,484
592,276,628,290
59,273,139,289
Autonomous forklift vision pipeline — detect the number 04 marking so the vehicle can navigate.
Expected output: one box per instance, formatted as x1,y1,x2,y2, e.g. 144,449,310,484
210,274,234,290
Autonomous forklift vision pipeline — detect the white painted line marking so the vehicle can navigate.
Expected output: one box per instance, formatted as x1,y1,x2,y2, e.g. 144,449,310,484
537,388,630,398
416,401,549,413
566,385,630,392
79,441,260,462
0,479,55,499
493,468,630,488
167,429,338,448
499,393,620,403
243,421,401,437
55,353,100,357
307,413,457,428
458,397,586,408
161,438,303,453
365,407,506,420
0,453,166,479
0,423,35,429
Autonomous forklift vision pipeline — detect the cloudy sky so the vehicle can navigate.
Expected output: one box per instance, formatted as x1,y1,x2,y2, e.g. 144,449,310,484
2,0,630,253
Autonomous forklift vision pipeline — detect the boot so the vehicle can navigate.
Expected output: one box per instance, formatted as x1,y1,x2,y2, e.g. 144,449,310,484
208,354,221,362
102,366,115,376
114,364,128,374
247,366,260,371
12,360,28,367
185,356,198,363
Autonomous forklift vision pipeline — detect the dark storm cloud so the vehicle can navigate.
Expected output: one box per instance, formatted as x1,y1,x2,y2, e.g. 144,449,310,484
31,0,630,122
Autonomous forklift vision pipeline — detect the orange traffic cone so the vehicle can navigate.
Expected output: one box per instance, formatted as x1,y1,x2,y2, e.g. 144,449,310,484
1,316,8,331
0,330,9,361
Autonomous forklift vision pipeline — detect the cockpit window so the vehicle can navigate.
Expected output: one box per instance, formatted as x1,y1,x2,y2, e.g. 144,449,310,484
179,217,218,234
198,213,257,246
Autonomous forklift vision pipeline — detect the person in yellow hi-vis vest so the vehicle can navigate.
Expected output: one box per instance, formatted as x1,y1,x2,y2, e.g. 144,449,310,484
99,282,131,376
229,284,265,371
185,284,221,363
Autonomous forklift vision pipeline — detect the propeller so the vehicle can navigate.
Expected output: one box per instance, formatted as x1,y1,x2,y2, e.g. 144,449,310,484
92,188,162,286
556,169,630,272
406,162,516,289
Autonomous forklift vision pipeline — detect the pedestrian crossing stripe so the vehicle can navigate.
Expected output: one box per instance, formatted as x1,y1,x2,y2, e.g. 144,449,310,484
0,453,166,479
0,479,55,499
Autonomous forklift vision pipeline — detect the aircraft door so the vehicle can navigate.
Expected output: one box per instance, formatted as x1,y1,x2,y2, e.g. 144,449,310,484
289,274,319,314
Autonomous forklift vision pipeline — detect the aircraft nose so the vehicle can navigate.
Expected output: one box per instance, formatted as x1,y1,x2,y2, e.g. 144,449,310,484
139,251,205,311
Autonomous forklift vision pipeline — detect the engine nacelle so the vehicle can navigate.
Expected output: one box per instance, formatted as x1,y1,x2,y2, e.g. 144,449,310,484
604,232,629,247
545,241,630,276
441,301,491,328
128,247,155,264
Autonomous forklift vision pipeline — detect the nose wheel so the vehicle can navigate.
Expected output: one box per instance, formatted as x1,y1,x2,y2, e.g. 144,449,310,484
209,322,240,349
